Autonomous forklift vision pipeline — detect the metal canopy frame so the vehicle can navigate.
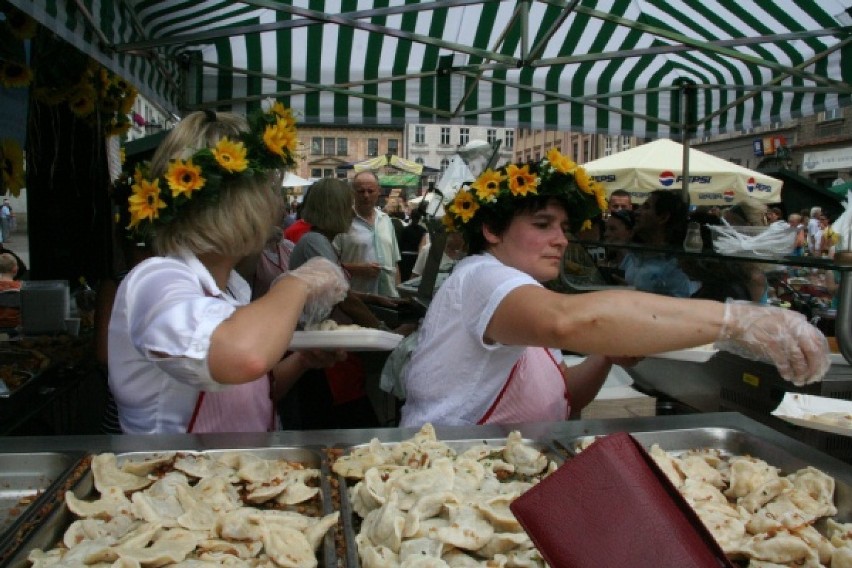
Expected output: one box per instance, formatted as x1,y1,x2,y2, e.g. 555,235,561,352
13,0,852,136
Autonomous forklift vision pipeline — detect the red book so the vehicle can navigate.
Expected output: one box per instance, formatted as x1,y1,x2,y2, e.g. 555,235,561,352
510,431,733,568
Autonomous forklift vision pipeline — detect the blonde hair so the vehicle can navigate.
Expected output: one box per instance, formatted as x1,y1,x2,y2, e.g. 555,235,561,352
148,110,285,257
300,178,353,236
0,253,16,275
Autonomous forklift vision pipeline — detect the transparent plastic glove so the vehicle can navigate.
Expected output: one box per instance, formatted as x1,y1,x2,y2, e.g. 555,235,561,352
274,257,349,325
714,300,830,386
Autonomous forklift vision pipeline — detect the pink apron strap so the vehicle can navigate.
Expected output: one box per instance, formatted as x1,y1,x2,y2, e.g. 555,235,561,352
542,349,572,407
186,392,206,433
477,358,522,425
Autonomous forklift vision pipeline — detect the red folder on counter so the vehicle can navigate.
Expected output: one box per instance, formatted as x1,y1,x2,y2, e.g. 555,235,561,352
510,431,733,568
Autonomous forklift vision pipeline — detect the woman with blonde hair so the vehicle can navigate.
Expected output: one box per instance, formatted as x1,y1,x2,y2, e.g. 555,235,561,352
109,104,348,434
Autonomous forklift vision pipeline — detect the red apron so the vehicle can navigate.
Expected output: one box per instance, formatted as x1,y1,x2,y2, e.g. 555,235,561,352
478,347,571,425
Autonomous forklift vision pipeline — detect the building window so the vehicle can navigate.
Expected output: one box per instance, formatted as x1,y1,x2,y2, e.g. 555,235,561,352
820,108,841,121
415,126,426,144
620,136,631,151
440,127,451,145
311,137,322,155
459,128,470,146
604,137,614,156
322,168,335,178
311,168,322,178
388,139,399,155
572,142,579,160
337,138,348,156
487,129,497,144
440,158,450,174
367,139,379,157
337,171,347,179
584,139,592,161
323,137,335,156
415,157,425,165
504,130,514,150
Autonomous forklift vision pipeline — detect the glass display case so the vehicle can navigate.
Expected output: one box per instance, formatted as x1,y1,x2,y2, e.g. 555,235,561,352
561,238,852,463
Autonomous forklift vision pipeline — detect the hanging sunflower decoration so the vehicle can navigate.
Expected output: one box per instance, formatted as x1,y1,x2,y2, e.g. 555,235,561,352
0,5,34,89
0,138,25,197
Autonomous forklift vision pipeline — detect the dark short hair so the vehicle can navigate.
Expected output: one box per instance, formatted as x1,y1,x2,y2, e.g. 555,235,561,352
609,208,635,230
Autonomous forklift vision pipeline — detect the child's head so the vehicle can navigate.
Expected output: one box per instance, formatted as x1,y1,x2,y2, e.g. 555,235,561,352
0,253,17,276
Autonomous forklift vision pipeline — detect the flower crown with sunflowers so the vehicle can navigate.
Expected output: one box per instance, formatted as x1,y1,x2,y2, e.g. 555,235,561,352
443,148,608,240
116,100,297,239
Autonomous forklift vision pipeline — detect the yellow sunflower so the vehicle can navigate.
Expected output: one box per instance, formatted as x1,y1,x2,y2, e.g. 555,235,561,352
7,8,38,40
262,121,297,158
451,190,480,223
0,62,33,88
574,167,594,194
472,169,505,203
212,138,248,173
128,178,167,228
506,164,538,197
0,139,25,196
270,102,296,128
547,147,577,174
166,159,206,198
118,87,138,114
442,212,458,232
67,83,98,117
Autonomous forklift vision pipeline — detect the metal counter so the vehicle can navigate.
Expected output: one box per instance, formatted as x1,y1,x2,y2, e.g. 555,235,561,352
626,353,852,463
0,412,849,483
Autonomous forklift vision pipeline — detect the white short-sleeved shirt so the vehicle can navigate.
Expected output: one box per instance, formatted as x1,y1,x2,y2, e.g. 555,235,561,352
400,254,543,427
108,250,250,434
334,208,401,296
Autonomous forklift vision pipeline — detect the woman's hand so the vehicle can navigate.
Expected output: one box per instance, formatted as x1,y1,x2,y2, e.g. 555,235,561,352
715,300,830,385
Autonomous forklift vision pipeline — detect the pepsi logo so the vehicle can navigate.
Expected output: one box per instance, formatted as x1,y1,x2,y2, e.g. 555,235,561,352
746,177,756,193
723,190,735,202
659,171,675,187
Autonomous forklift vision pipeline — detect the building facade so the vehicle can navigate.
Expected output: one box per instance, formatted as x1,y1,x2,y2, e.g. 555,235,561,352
512,130,640,165
692,108,852,189
403,124,515,178
296,126,404,181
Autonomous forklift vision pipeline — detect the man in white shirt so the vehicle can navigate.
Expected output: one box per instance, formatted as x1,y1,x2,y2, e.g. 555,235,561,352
335,171,402,297
0,199,11,243
807,206,822,255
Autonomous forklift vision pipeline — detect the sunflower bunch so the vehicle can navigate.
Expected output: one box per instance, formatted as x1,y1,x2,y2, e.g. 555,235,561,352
0,138,25,197
443,147,608,239
0,5,36,89
123,100,298,238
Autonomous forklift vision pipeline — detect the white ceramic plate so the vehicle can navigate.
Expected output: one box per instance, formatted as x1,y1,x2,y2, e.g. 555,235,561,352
289,330,403,351
647,345,718,363
772,393,852,437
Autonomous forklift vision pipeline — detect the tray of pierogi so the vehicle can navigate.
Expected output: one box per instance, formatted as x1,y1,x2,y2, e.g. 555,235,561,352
328,424,562,568
557,428,852,567
1,447,339,568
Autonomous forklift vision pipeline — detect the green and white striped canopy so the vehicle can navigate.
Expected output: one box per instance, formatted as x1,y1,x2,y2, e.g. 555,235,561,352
14,0,852,137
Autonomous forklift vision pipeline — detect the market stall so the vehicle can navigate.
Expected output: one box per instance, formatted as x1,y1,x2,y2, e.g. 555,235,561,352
0,413,851,567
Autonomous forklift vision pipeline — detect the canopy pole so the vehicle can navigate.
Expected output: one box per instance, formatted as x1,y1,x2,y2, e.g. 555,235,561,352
679,83,698,205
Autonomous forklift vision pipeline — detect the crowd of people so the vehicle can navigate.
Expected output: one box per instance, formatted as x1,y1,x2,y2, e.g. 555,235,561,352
91,103,831,435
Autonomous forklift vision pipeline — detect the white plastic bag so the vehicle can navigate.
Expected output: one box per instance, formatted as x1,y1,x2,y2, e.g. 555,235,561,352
708,221,796,257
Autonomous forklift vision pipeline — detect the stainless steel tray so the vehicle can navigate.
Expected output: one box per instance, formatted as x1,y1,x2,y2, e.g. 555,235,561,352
0,452,87,552
0,447,337,568
555,427,852,522
334,437,562,568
